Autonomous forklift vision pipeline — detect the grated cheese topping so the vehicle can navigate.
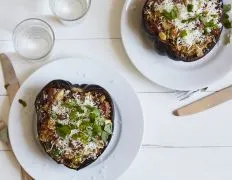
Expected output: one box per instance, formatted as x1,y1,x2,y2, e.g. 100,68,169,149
38,88,113,169
144,0,223,58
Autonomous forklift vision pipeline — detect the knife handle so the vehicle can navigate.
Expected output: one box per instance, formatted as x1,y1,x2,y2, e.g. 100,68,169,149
173,86,232,116
21,167,33,180
8,82,20,104
0,121,5,131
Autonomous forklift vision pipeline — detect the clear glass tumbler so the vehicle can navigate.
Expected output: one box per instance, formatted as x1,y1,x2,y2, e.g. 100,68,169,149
49,0,91,24
13,18,55,61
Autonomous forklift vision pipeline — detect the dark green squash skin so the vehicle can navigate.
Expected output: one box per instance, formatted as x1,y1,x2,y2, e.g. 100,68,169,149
142,0,223,62
35,80,114,171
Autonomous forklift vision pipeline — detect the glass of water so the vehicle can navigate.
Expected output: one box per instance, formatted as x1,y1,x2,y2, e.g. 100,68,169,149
13,18,55,61
49,0,91,24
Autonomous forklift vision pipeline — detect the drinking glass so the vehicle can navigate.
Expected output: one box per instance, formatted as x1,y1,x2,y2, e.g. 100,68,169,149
49,0,91,24
13,18,55,61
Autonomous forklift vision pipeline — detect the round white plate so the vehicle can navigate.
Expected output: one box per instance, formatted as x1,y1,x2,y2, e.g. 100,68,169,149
121,0,232,90
8,58,144,180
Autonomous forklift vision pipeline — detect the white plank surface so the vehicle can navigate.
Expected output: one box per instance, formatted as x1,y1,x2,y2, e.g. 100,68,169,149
2,147,232,180
1,40,232,148
0,0,232,179
0,40,169,95
139,92,232,146
120,147,232,180
1,39,232,94
0,0,123,40
2,91,232,149
0,151,21,180
1,40,232,95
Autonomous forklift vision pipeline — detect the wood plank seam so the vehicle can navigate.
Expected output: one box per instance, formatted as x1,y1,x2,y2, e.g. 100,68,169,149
142,144,232,148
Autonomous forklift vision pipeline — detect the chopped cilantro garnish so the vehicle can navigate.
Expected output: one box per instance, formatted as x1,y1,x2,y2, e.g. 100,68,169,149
180,30,187,38
223,19,232,29
211,14,217,18
93,124,102,136
4,83,9,89
78,132,90,144
18,99,27,107
101,131,109,143
50,113,58,120
204,20,218,29
224,34,231,45
56,124,72,139
187,4,193,12
222,5,232,29
50,148,60,157
69,109,79,121
199,15,204,22
224,14,229,19
104,123,112,134
223,4,231,13
72,134,78,140
181,16,198,23
162,8,178,20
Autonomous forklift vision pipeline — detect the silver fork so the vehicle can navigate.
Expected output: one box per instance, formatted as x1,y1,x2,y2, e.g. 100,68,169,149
175,87,208,101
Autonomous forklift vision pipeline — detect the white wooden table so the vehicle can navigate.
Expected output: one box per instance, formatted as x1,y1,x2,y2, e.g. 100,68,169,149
1,0,232,179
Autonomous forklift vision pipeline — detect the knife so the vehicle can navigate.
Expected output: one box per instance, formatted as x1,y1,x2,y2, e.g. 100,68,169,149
173,85,232,116
0,53,33,180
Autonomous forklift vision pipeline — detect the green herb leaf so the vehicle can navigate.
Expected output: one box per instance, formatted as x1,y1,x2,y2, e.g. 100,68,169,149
89,108,101,122
170,9,178,19
95,117,105,126
202,11,208,16
211,14,217,18
93,124,102,136
104,123,112,134
181,19,187,23
75,106,84,113
101,131,109,143
203,28,209,35
224,14,229,19
79,121,92,131
162,10,172,20
187,4,193,12
86,128,93,136
180,30,187,38
18,99,27,107
204,19,218,29
89,113,96,122
69,124,77,130
50,113,58,120
162,9,177,20
69,109,78,121
71,134,78,140
223,4,231,13
50,148,60,157
223,18,232,29
181,16,198,23
78,132,89,144
199,15,204,22
63,99,84,113
56,124,71,139
63,99,76,108
4,83,9,89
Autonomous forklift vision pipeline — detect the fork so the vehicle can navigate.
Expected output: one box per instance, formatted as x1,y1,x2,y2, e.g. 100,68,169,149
175,87,208,101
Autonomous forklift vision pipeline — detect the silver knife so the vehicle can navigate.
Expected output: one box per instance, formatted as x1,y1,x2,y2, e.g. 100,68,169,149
173,85,232,116
0,53,33,180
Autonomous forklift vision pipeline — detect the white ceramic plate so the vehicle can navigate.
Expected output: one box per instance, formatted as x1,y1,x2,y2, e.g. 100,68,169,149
8,58,144,180
121,0,232,90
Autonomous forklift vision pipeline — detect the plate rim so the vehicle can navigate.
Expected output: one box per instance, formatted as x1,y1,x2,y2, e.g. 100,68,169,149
8,57,144,180
120,0,232,90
